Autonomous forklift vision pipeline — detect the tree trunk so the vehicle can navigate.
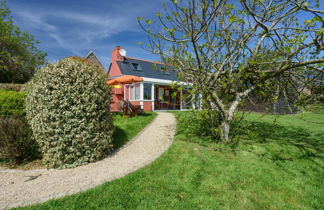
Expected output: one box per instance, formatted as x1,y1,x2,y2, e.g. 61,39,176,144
212,89,254,143
219,120,231,143
218,92,249,143
219,107,236,143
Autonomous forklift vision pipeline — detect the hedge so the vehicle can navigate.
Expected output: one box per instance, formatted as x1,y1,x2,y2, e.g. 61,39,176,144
0,83,23,92
0,116,38,163
0,89,26,117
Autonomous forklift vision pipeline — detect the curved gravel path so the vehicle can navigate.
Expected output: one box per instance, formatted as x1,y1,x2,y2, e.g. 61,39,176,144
0,112,176,210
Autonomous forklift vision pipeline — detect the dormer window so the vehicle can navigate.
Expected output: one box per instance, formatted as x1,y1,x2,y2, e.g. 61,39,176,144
131,63,142,71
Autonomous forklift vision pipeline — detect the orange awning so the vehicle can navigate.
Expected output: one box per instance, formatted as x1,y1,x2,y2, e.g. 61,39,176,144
107,75,143,85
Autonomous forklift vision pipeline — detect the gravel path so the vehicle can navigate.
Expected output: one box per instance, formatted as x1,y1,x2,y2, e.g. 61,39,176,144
0,112,176,210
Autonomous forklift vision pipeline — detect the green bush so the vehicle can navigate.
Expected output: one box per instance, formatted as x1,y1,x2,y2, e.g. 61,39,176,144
0,116,38,163
25,57,114,168
0,89,26,117
176,110,247,144
175,110,219,144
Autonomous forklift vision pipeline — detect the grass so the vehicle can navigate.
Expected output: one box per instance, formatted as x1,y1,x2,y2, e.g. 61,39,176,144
112,112,157,149
16,109,323,209
0,112,156,170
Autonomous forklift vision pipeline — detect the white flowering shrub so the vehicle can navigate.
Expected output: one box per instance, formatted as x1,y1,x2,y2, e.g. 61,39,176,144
25,57,114,168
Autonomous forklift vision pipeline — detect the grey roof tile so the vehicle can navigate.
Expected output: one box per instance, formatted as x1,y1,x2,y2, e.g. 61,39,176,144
116,57,178,81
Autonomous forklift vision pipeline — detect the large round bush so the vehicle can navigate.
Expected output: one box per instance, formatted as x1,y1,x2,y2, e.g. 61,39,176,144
25,57,114,168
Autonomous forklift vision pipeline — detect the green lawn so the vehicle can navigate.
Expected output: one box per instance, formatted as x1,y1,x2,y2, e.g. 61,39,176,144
112,112,157,149
17,109,323,209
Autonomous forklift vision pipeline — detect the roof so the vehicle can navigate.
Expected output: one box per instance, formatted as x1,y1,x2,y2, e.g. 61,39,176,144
116,57,178,81
84,51,105,70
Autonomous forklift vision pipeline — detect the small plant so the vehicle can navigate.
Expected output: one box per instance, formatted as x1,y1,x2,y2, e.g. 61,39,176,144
25,57,114,168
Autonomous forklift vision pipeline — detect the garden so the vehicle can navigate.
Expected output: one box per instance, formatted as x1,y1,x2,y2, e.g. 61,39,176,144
2,71,321,209
0,91,156,169
0,47,323,210
10,108,322,209
0,58,156,170
1,0,323,209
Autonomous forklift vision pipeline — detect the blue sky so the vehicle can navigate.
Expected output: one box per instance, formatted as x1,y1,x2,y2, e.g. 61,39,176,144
7,0,164,69
6,0,323,70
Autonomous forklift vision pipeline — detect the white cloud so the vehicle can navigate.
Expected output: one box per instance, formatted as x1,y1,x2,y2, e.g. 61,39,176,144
14,9,136,55
16,11,56,32
9,0,163,68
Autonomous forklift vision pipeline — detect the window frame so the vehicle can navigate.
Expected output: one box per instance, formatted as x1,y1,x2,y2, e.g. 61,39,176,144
129,83,141,101
143,83,152,100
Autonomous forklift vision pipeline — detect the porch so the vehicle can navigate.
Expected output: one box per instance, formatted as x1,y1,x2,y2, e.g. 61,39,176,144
124,82,198,111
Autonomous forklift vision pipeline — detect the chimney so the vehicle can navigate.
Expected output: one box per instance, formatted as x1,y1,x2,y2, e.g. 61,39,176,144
112,46,125,62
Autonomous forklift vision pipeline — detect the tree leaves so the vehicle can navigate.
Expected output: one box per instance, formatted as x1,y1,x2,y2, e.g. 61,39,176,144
139,0,324,142
0,0,47,83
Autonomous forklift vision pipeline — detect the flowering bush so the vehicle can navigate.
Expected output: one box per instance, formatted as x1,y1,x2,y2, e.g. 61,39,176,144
25,57,114,168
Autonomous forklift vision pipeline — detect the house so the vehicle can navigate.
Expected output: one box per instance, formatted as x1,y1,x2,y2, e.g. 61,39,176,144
107,46,200,112
83,48,296,114
69,51,105,70
84,51,105,70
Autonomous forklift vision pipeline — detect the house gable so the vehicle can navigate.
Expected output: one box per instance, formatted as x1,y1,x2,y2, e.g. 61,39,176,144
84,51,105,70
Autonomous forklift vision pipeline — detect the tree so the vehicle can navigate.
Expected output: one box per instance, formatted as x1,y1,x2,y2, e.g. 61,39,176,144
0,0,46,83
139,0,324,143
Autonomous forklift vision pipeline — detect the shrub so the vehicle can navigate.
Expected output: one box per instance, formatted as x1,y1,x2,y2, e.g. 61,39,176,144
0,89,26,117
0,116,38,163
0,83,23,92
25,57,114,168
176,110,220,144
176,110,247,144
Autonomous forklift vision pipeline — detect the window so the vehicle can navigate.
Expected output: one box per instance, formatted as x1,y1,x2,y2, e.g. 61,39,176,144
135,84,140,100
130,84,140,100
131,63,142,71
158,88,165,101
144,83,152,100
130,85,134,100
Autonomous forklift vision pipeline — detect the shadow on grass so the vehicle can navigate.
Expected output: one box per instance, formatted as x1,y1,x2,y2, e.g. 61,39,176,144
240,121,324,162
141,112,154,117
112,126,128,150
111,112,154,150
